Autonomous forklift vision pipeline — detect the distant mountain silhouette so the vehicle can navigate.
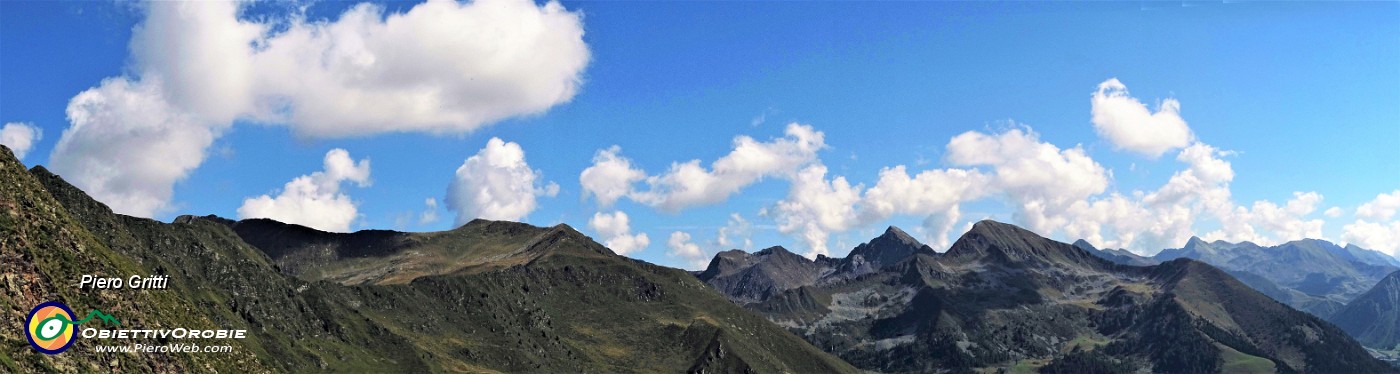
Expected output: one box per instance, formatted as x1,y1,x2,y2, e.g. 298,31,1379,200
1150,237,1398,318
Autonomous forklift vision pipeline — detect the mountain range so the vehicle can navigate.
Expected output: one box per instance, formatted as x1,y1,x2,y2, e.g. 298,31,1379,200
4,141,1397,373
0,145,853,373
1075,236,1399,320
699,222,1393,373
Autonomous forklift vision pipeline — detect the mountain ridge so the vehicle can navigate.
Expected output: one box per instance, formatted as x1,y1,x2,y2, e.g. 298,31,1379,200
2,145,857,373
697,217,1392,373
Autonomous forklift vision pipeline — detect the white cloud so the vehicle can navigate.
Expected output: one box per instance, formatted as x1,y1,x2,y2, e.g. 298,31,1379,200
1090,78,1193,158
1324,207,1344,218
248,0,589,137
588,210,649,255
50,0,589,218
419,198,440,225
716,213,753,250
445,138,555,224
572,78,1385,258
1205,192,1326,246
579,145,645,207
770,164,863,258
1343,220,1400,256
0,122,42,160
50,78,217,217
667,231,709,270
132,1,262,125
1357,190,1400,221
860,166,989,221
628,123,826,212
770,126,1102,258
946,127,1109,235
237,148,370,232
920,205,961,250
1341,190,1400,256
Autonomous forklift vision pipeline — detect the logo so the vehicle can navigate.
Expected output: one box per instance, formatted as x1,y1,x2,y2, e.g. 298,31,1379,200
26,301,77,354
25,301,120,354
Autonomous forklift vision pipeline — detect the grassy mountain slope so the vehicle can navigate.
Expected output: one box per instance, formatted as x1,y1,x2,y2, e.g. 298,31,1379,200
2,145,855,373
225,216,857,373
1,146,266,372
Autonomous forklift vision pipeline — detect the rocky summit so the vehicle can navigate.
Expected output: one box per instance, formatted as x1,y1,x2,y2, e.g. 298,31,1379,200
699,219,1393,373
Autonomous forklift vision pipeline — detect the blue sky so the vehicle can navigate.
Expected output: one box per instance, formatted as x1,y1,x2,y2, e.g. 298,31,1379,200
2,0,1397,269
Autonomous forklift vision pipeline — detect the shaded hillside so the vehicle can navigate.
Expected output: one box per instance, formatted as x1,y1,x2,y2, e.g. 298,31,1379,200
2,145,855,373
1331,271,1400,349
699,219,1392,373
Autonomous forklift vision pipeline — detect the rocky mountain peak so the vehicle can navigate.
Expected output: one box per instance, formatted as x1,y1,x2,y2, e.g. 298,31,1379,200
847,225,933,269
1184,236,1210,250
945,220,1104,269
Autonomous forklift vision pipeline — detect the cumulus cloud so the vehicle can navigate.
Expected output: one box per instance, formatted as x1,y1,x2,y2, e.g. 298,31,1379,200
588,210,649,255
0,122,42,160
1204,191,1326,246
247,0,589,137
1357,190,1400,221
579,146,645,207
50,0,589,218
766,121,1340,256
584,123,826,212
770,164,864,258
419,198,441,225
1343,220,1400,256
769,126,1103,258
667,231,709,270
716,213,753,250
446,138,557,225
946,127,1108,235
1090,78,1193,158
861,166,990,222
237,148,371,232
132,1,262,125
570,78,1380,258
1324,207,1344,218
50,78,218,217
1342,191,1400,256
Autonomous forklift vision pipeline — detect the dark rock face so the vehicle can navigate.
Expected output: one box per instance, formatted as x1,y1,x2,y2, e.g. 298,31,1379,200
848,226,937,270
696,226,940,305
1331,271,1400,349
697,218,1394,373
0,144,856,373
696,246,830,304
